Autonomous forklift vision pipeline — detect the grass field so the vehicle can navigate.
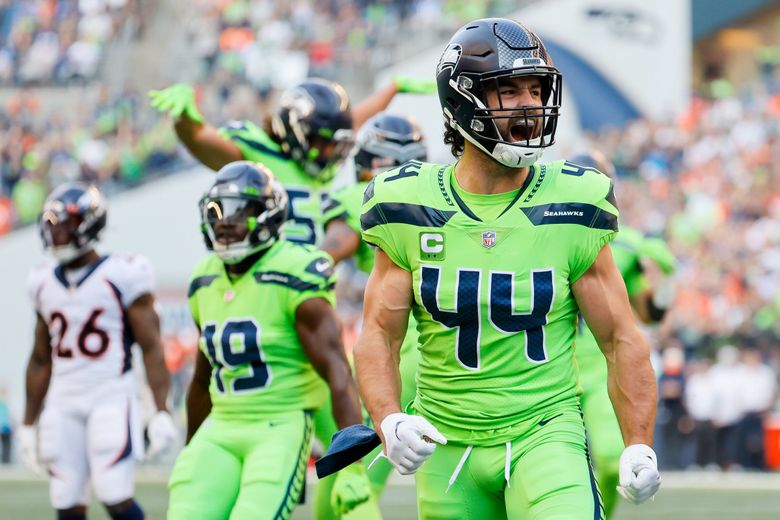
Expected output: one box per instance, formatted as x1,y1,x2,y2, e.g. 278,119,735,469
2,469,780,519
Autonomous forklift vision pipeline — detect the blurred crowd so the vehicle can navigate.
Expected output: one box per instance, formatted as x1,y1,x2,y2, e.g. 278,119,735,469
0,0,515,232
0,0,143,85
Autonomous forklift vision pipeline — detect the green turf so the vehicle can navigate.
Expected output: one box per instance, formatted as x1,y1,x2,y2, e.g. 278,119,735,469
2,476,780,519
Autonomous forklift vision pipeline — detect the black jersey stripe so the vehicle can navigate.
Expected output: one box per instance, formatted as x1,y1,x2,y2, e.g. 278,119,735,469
520,203,618,231
254,271,333,292
187,275,220,297
360,202,456,231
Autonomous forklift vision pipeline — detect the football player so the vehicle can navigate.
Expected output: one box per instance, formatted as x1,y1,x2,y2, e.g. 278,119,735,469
315,112,428,519
570,150,676,518
354,18,661,519
149,76,436,246
21,183,175,520
167,161,364,519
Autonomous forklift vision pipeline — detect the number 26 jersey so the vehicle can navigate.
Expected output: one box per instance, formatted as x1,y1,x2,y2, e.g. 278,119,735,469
361,160,619,444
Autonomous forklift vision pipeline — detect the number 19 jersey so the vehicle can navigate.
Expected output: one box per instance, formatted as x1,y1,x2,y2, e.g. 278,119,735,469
187,240,336,419
361,160,618,444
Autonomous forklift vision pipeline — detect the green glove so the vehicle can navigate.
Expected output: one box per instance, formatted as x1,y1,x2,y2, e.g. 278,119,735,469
331,462,372,515
638,237,676,275
393,75,437,94
148,83,204,123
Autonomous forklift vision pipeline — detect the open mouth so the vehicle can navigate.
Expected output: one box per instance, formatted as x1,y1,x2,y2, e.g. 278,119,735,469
509,119,536,142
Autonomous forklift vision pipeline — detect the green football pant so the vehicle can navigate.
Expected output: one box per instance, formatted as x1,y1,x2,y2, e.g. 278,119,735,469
578,354,623,518
312,329,419,519
414,405,604,520
168,410,312,520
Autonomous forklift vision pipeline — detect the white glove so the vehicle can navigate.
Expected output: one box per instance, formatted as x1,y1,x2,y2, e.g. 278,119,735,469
380,413,446,475
617,444,661,504
18,425,42,475
146,411,177,459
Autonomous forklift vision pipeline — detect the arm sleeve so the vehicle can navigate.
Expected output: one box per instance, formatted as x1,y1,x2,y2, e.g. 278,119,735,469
359,176,410,271
118,255,156,307
569,178,620,283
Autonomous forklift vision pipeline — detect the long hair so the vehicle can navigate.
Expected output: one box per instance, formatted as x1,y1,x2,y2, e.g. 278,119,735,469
443,120,465,158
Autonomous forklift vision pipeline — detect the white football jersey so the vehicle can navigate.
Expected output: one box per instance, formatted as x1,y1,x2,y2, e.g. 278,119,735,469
27,255,156,399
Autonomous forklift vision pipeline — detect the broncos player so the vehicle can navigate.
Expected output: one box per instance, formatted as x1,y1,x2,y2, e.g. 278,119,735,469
354,19,661,519
570,150,676,518
21,183,175,520
167,162,364,519
315,112,428,519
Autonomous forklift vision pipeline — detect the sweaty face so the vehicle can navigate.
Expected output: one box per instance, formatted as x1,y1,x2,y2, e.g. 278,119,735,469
205,198,261,245
484,76,544,143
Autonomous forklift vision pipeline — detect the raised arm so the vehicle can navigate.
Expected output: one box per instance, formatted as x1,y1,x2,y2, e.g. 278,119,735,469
295,298,362,429
321,219,361,265
149,83,243,170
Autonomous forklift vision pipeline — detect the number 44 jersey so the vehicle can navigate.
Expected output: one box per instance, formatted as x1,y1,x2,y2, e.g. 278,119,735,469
27,255,155,399
361,160,619,444
187,241,335,419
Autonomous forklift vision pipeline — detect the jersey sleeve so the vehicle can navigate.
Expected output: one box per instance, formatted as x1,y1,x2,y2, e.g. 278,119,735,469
360,170,411,271
568,173,620,283
26,263,50,313
116,255,156,307
218,120,278,162
286,249,338,313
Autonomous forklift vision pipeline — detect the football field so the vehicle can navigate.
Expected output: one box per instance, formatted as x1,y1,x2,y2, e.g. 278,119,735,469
2,469,780,519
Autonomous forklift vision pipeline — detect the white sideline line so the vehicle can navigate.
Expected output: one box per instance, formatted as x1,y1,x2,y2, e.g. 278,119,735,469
2,467,780,490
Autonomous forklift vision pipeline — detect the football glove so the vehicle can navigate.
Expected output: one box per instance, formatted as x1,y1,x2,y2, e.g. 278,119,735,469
331,462,372,515
146,410,177,459
393,75,437,95
617,444,661,505
148,83,204,123
380,413,446,475
638,238,676,275
18,425,42,475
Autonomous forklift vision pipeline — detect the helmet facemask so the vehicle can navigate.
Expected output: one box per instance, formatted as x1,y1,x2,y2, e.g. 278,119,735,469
353,114,427,180
200,190,288,265
40,185,106,263
447,65,561,168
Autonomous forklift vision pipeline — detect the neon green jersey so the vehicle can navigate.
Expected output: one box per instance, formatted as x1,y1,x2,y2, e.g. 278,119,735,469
574,227,650,367
322,181,375,273
188,240,336,418
219,121,332,245
361,160,618,444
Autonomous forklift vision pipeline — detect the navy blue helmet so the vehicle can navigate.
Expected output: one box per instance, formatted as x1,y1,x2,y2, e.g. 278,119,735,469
353,112,427,180
39,183,107,263
199,161,288,264
272,78,354,181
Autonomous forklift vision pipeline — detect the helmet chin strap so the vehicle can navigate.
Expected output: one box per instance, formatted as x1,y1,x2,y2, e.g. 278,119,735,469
49,243,91,264
456,123,543,168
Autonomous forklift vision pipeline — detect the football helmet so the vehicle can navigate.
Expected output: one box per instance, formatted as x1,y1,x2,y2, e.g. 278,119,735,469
39,183,107,263
199,161,288,264
436,18,562,168
272,78,354,181
353,112,427,180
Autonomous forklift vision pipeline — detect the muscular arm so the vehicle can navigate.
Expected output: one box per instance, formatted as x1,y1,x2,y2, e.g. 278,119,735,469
572,245,656,446
128,293,170,413
353,249,412,442
173,117,243,171
24,314,52,425
185,348,212,443
351,83,398,131
321,220,361,265
296,298,362,429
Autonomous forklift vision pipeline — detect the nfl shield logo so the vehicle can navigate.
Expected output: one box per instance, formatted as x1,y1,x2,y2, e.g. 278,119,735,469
481,231,496,248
